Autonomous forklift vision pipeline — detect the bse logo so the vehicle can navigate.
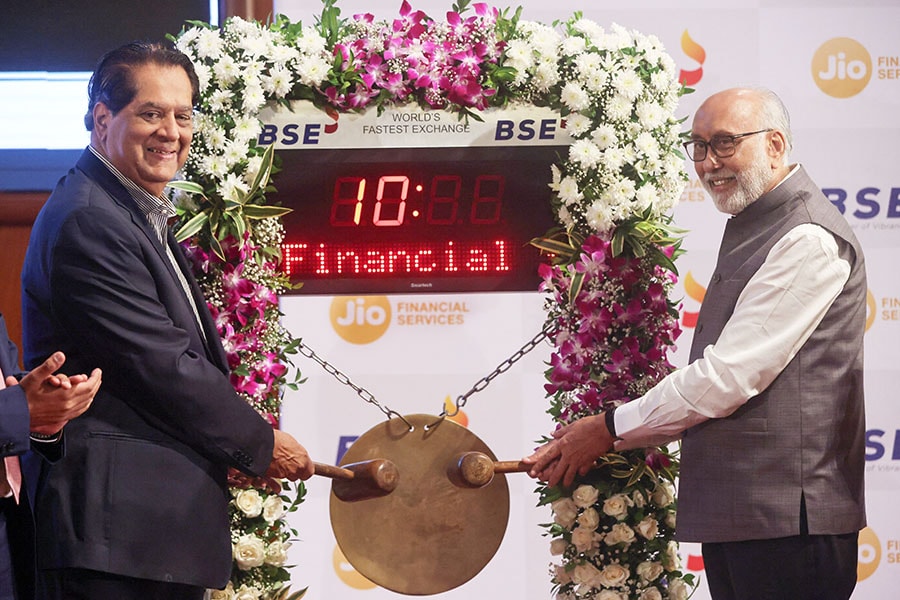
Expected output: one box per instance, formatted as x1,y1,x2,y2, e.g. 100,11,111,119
812,37,872,98
330,296,392,344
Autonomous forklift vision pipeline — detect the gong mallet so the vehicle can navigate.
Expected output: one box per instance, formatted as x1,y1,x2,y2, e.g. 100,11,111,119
314,459,399,502
451,451,530,488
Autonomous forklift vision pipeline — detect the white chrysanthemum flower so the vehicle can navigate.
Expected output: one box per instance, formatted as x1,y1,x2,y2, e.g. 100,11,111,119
295,56,331,86
607,94,633,122
203,125,228,151
213,55,239,87
220,172,250,203
529,23,562,57
262,65,294,97
565,113,592,137
635,183,660,211
560,82,590,112
635,131,660,159
602,147,627,171
296,26,327,55
614,70,644,100
558,176,583,205
556,204,575,229
591,124,617,150
196,28,225,59
586,200,614,233
561,35,587,56
193,62,212,93
231,115,262,145
241,83,266,113
201,154,229,179
207,89,233,113
533,60,560,91
569,139,602,168
223,139,251,169
635,100,666,129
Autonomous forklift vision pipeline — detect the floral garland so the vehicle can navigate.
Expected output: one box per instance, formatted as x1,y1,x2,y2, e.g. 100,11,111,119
169,1,692,599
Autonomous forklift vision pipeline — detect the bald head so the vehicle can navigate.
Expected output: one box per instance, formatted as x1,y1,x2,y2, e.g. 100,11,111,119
689,87,794,214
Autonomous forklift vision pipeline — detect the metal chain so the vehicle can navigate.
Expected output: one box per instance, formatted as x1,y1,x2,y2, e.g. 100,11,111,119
295,320,557,432
296,340,414,431
434,321,557,425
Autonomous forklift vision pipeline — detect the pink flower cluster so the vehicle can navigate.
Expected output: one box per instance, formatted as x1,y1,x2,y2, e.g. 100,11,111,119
540,235,682,423
326,1,502,110
182,235,286,418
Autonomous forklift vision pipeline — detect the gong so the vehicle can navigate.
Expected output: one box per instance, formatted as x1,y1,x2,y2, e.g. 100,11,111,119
329,414,510,595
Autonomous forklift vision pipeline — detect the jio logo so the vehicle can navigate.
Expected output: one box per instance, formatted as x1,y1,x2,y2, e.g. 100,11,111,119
811,37,872,98
330,296,392,344
857,527,880,581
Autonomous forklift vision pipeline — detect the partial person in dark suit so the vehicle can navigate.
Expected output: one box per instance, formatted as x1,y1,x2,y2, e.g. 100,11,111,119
0,313,100,600
524,87,866,600
20,42,314,600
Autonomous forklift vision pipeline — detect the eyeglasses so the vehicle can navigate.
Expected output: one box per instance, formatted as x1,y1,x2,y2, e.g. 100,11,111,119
682,128,774,162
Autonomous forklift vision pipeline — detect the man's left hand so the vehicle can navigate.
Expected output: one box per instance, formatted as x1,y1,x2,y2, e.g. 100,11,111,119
521,413,615,488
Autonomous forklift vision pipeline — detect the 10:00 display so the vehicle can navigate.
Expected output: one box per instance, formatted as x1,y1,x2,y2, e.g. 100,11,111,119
329,173,505,227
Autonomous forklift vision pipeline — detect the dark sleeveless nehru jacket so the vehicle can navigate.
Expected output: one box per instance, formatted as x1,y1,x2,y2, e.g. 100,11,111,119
675,166,867,543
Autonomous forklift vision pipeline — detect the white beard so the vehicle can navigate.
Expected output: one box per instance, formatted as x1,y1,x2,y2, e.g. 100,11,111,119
703,154,773,215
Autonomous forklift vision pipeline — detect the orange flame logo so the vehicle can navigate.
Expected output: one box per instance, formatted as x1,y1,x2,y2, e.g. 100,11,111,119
681,271,707,329
679,30,706,87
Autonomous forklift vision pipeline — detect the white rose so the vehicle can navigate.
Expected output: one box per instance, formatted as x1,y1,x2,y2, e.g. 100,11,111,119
572,562,602,587
650,482,675,508
234,489,263,518
234,584,262,600
662,540,680,571
233,534,266,570
636,516,659,540
552,497,579,529
572,484,600,508
639,587,662,600
571,526,599,553
262,494,285,523
550,538,569,556
554,563,573,585
577,507,600,530
265,539,290,567
208,582,235,600
605,523,636,547
665,511,676,529
668,578,690,600
636,561,664,582
631,490,646,508
602,494,631,520
597,591,626,600
597,563,629,588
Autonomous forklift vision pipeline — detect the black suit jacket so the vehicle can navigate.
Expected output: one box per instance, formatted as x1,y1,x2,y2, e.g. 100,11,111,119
20,149,275,588
0,314,32,600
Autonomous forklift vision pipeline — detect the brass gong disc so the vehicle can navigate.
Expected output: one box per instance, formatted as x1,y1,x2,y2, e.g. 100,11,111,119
329,414,510,595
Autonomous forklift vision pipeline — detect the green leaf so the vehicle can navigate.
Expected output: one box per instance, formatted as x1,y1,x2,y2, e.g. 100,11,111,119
166,180,207,198
173,211,209,243
242,204,293,219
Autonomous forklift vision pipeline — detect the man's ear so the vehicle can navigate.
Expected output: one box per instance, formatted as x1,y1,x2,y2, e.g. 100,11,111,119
768,129,787,163
92,102,110,137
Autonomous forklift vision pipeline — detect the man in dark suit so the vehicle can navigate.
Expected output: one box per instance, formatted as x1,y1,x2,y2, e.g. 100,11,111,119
0,314,100,600
524,88,866,600
20,42,314,599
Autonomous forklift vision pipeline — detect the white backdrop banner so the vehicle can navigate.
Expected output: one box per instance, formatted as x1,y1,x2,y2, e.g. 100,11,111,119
274,1,900,598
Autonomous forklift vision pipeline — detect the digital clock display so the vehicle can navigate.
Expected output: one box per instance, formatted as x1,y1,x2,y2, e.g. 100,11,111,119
272,145,565,294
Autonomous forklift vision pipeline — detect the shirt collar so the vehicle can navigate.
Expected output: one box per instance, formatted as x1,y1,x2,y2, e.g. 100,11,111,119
89,145,177,220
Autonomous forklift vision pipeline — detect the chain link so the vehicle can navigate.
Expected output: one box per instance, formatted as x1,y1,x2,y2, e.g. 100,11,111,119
295,320,557,432
439,321,557,419
296,340,414,431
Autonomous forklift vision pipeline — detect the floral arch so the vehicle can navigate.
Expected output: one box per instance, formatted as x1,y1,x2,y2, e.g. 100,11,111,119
169,1,693,598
